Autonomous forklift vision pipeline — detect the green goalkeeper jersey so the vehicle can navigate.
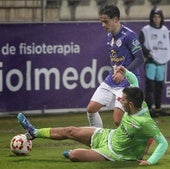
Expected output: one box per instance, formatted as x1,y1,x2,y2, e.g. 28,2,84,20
110,70,166,162
92,101,166,163
110,69,167,163
91,69,168,164
111,102,160,160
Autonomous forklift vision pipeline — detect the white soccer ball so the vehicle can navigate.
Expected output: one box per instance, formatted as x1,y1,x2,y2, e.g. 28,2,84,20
10,134,32,155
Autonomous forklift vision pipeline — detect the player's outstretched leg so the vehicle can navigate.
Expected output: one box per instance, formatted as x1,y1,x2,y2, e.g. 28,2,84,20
17,112,36,140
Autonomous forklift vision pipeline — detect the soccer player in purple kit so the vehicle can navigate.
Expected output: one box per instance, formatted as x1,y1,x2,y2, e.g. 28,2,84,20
86,4,144,127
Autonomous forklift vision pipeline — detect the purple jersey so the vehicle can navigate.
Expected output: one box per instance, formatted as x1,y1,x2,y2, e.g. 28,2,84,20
104,25,142,87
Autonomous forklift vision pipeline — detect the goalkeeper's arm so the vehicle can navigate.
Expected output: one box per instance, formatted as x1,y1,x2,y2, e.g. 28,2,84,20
147,133,168,164
117,66,139,87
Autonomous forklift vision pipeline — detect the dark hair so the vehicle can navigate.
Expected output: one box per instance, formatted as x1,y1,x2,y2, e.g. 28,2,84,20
122,87,144,108
149,7,164,28
99,4,120,19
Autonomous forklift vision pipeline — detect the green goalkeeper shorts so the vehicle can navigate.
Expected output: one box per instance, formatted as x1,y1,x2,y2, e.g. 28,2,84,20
91,128,123,161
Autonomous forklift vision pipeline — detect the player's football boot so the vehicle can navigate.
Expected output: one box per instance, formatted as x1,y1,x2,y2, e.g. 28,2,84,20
17,112,36,140
63,150,71,159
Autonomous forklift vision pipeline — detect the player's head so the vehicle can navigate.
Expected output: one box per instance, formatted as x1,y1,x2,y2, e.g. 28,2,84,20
149,7,164,28
121,87,144,113
99,5,120,33
99,4,120,20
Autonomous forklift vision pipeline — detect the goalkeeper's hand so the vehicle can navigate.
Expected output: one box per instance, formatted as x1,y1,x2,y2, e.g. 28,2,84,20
138,160,151,166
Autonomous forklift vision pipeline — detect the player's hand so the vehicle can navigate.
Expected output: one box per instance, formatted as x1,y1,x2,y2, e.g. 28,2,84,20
117,66,126,75
112,72,124,83
112,66,125,83
138,160,151,165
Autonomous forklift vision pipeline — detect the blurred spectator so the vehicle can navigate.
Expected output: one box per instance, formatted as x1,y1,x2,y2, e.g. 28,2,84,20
139,7,170,117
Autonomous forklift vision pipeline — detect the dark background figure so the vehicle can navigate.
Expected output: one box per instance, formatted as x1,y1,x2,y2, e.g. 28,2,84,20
139,7,170,117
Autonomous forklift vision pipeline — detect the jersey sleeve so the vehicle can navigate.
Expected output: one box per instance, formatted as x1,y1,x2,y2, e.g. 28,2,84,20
125,69,139,87
147,133,168,164
126,32,144,71
140,118,168,164
126,32,142,55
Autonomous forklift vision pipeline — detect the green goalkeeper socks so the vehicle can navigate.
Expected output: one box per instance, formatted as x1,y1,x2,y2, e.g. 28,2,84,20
36,128,51,138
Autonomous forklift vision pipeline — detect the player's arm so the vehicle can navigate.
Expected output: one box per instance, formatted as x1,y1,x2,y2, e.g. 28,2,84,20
126,33,144,71
139,133,168,165
139,120,168,165
127,50,144,71
125,68,139,87
112,34,144,83
138,31,150,59
115,66,139,87
147,133,168,164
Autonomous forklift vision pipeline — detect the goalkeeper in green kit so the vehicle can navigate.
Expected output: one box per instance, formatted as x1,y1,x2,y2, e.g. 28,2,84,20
17,66,168,165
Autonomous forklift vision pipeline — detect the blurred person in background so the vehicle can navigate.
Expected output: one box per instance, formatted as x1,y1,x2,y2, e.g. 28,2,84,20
139,7,170,117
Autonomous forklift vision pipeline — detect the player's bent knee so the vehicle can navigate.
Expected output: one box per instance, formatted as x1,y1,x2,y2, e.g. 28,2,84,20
87,105,94,113
87,102,102,113
113,119,121,126
113,108,124,126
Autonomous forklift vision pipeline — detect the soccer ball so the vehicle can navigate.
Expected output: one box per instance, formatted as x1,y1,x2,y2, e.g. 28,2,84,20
10,134,32,155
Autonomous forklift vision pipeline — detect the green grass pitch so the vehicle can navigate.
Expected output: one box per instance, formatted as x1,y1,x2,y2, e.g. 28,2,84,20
0,111,170,169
